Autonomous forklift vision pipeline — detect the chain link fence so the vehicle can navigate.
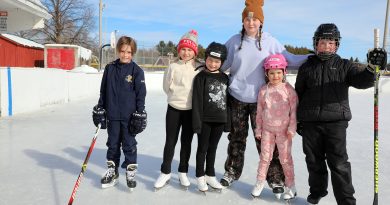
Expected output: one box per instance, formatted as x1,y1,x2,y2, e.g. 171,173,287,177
99,43,173,71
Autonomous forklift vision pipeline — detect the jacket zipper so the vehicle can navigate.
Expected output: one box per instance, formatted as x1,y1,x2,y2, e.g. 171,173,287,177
319,63,325,119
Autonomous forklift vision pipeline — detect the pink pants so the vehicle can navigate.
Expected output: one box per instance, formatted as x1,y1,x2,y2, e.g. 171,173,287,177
257,129,295,187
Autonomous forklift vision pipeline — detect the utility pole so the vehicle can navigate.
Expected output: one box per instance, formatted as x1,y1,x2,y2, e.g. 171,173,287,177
383,0,390,48
383,0,390,72
99,0,103,49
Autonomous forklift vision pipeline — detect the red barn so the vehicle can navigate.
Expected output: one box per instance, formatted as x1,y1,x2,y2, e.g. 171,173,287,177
0,33,44,67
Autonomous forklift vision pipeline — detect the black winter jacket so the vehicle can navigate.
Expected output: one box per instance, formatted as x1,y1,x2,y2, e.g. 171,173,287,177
295,54,374,122
192,70,230,134
98,59,146,121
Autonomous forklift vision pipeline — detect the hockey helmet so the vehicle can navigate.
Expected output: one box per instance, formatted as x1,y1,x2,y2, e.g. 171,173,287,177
313,23,341,60
263,54,288,74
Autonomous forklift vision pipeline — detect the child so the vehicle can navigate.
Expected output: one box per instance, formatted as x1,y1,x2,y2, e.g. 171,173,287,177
192,42,230,192
219,0,307,198
92,36,147,191
251,54,298,200
295,23,387,205
154,30,201,190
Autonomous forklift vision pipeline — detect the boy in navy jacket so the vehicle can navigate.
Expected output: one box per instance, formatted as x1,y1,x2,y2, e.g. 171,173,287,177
93,36,146,191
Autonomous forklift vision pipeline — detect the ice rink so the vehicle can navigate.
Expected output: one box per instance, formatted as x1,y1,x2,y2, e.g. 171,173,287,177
1,72,389,205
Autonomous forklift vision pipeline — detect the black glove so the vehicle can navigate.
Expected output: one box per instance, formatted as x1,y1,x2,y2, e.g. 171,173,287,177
92,105,107,129
129,111,147,135
296,122,304,136
367,48,387,70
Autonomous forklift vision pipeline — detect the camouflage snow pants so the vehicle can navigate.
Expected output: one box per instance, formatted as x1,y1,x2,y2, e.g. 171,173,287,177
223,96,285,185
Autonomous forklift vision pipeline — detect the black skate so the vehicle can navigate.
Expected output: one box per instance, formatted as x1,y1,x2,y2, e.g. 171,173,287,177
126,164,138,192
101,161,119,189
307,191,328,204
270,183,284,200
220,172,234,187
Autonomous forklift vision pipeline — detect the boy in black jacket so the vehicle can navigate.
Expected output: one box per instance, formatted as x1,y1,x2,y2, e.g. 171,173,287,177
92,36,147,191
192,42,230,192
295,23,387,205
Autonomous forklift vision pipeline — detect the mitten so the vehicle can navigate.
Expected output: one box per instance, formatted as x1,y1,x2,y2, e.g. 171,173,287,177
129,110,147,135
92,105,107,129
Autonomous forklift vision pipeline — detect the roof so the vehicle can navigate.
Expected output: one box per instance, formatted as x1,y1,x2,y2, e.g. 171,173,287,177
2,0,50,19
0,0,51,32
0,33,44,48
44,44,92,60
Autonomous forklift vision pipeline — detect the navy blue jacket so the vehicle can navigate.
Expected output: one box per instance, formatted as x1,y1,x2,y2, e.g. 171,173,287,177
98,59,146,121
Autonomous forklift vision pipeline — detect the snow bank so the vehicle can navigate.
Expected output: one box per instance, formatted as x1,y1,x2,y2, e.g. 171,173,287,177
70,65,99,73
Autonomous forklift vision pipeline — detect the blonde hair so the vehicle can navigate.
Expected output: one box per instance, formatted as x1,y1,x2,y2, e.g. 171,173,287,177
116,36,137,55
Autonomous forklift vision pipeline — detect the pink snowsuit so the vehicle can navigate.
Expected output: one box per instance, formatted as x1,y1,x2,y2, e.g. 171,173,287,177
255,82,298,188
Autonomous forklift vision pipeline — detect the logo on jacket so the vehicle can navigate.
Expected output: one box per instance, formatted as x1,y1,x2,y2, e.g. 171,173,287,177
125,75,133,83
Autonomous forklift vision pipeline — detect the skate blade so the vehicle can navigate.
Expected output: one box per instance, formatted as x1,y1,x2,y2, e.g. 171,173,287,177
128,188,134,192
209,187,222,193
284,199,292,205
274,193,282,200
283,192,297,201
101,179,118,189
181,184,190,191
251,193,261,199
154,180,170,192
198,189,208,195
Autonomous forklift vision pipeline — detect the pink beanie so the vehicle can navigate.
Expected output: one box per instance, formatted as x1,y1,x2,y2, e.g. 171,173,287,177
177,29,198,55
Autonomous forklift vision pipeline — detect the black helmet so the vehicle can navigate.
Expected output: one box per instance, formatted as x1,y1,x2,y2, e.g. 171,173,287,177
313,23,341,60
313,23,341,48
205,42,227,63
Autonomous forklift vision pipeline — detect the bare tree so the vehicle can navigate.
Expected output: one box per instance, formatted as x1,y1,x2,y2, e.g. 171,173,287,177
13,0,97,51
41,0,96,48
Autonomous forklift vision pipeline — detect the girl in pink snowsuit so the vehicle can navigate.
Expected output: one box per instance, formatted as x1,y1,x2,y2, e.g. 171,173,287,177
251,54,298,200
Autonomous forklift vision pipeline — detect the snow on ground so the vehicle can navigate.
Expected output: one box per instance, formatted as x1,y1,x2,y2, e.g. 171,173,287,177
70,65,99,73
0,72,389,205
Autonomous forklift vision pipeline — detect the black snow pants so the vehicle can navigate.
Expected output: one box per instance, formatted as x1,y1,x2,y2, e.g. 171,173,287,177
301,121,356,205
223,96,285,185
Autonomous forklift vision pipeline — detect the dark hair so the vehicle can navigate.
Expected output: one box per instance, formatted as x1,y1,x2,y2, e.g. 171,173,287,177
238,24,263,51
116,36,137,55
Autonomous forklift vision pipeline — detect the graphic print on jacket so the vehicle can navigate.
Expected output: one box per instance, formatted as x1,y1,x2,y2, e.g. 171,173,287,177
208,79,227,110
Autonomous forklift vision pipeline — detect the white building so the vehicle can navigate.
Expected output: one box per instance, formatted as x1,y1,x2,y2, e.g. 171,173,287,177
0,0,51,33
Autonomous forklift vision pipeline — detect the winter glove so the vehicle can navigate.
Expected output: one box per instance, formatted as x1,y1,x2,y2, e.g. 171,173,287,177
92,105,107,129
367,48,387,70
296,122,303,136
129,110,147,135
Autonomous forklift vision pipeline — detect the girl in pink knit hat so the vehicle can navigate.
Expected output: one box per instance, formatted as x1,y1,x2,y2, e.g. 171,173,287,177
154,29,202,191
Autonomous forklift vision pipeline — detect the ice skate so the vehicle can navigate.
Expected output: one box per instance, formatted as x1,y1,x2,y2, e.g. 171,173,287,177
307,191,328,204
251,180,265,198
283,186,297,201
220,172,234,187
197,176,208,195
270,183,285,200
101,161,119,189
154,173,171,191
205,175,223,193
178,172,190,190
126,164,137,192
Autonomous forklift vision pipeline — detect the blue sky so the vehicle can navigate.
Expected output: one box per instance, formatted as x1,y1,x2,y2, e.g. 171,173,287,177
89,0,387,61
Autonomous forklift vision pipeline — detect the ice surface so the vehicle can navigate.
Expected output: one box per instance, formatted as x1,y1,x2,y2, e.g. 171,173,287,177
0,72,389,205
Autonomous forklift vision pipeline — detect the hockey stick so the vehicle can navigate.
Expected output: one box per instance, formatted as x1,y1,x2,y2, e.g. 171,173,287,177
373,29,380,205
68,124,101,205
